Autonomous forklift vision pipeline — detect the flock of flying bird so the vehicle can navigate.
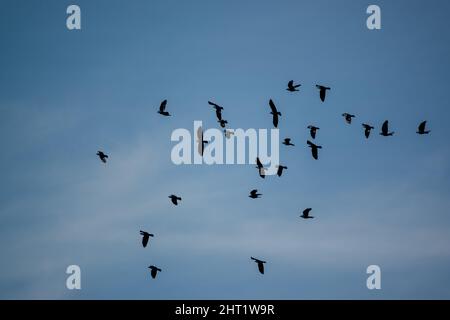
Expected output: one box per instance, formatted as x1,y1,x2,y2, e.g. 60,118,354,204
96,80,431,277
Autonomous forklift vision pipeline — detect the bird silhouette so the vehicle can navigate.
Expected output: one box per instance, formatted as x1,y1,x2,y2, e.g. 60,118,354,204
148,265,162,279
256,157,266,179
169,195,182,205
307,125,320,139
286,80,301,92
277,165,287,177
157,99,170,116
218,119,228,128
259,169,265,178
362,123,374,139
316,85,330,102
307,140,322,160
251,257,266,274
342,113,355,124
208,101,224,121
416,121,430,135
140,230,154,248
300,208,314,219
269,99,281,128
380,120,394,136
96,151,108,163
196,126,208,156
282,138,295,146
249,189,262,199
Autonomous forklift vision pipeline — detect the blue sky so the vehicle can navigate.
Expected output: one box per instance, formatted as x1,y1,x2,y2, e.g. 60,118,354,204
1,0,450,299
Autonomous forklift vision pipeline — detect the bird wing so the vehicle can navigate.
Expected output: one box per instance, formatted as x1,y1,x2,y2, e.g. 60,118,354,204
269,99,277,113
142,235,149,247
256,157,263,168
382,121,388,134
312,147,318,160
196,126,203,141
215,109,222,121
259,167,266,178
160,100,167,112
288,80,294,88
197,140,203,156
320,89,325,102
272,113,278,128
196,127,204,155
418,121,426,132
258,263,265,274
303,208,311,217
208,101,220,109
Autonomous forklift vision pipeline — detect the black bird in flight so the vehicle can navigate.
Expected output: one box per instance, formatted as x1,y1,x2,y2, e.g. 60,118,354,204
96,151,108,163
157,99,170,116
282,138,295,146
286,80,301,92
307,140,322,160
380,120,394,136
307,125,320,139
208,101,224,121
316,85,330,102
140,230,154,248
169,194,182,205
196,126,208,156
148,265,162,279
416,121,430,135
218,119,228,128
362,123,374,139
300,208,314,219
342,113,355,124
277,165,287,177
255,157,266,179
251,257,266,274
269,99,281,128
249,189,262,199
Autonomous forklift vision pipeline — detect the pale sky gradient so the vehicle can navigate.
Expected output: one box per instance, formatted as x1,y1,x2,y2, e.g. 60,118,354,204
1,0,450,299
